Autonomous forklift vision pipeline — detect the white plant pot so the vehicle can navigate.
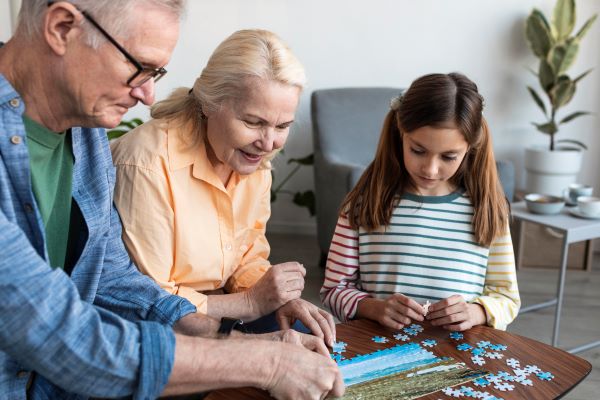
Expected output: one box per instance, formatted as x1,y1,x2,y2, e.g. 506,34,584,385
524,146,583,196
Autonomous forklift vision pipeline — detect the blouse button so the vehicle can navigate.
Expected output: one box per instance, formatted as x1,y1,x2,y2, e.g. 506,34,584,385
9,98,20,108
10,135,22,145
225,244,232,251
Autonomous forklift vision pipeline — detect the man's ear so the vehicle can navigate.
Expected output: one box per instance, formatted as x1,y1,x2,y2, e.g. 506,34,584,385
44,2,85,56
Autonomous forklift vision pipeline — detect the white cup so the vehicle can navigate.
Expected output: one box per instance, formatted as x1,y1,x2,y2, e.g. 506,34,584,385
563,183,593,205
577,196,600,216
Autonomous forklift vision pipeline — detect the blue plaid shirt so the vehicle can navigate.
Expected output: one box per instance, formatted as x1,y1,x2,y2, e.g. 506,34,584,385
0,74,196,399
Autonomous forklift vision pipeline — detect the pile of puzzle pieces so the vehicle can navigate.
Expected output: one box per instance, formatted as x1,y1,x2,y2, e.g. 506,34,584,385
330,324,555,399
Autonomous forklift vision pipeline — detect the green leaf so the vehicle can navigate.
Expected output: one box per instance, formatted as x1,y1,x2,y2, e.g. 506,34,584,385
288,153,314,166
556,138,587,150
550,78,576,108
559,111,591,124
552,0,576,40
292,190,316,216
527,86,547,115
526,9,554,58
533,121,558,135
107,129,128,140
548,41,579,75
539,59,556,91
575,14,598,41
574,68,593,83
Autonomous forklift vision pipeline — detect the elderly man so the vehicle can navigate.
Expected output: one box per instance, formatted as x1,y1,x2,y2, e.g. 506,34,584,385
0,1,343,399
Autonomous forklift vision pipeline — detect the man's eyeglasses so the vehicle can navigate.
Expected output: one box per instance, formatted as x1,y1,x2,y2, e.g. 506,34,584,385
47,2,167,87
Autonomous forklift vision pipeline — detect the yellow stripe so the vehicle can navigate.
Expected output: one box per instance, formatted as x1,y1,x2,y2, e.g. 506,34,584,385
489,252,514,256
487,261,515,266
486,271,516,276
491,242,511,247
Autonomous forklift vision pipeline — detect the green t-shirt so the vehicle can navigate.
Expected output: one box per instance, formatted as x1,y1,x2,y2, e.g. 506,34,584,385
23,115,74,269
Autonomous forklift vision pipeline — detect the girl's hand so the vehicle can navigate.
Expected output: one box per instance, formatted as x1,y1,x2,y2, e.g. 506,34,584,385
426,295,486,331
357,294,424,330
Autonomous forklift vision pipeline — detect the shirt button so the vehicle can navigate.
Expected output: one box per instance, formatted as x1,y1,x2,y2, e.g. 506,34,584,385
225,244,232,251
9,98,20,108
10,135,22,145
16,370,28,378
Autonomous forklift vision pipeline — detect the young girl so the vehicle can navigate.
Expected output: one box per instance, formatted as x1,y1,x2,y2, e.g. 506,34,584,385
320,73,520,331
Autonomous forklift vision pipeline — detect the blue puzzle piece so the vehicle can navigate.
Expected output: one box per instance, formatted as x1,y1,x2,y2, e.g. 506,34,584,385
497,371,515,382
536,371,554,381
473,377,491,387
489,344,508,351
421,339,437,347
332,341,348,354
459,385,476,396
372,336,389,343
331,353,344,363
477,340,491,348
449,332,464,340
471,347,485,356
457,343,473,351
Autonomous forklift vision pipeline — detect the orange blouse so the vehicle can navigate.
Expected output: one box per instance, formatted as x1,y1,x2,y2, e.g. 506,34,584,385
111,119,271,314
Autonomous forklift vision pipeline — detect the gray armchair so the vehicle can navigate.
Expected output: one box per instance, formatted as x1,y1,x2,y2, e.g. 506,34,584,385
310,87,515,265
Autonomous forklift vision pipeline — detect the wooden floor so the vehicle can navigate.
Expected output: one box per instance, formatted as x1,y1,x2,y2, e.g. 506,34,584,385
267,232,600,400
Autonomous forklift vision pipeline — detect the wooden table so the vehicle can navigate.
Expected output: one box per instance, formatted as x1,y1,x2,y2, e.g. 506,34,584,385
206,319,591,400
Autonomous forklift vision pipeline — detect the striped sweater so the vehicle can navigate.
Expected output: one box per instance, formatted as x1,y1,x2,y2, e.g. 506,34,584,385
320,191,520,330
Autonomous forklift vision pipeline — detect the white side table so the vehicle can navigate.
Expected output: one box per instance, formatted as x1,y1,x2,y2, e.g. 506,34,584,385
511,201,600,353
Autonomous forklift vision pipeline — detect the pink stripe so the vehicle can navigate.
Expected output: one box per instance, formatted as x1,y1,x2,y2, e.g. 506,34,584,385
331,240,359,250
327,258,359,269
329,249,359,260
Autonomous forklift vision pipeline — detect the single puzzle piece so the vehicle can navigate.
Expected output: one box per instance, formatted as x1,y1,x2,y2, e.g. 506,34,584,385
408,323,424,332
442,386,464,397
536,371,554,381
473,377,491,387
449,332,464,340
484,351,503,360
331,341,348,354
476,340,491,348
403,327,419,336
506,358,520,368
493,382,515,392
496,371,515,382
471,347,485,356
525,364,541,374
485,374,503,384
489,344,507,351
421,339,437,348
512,367,529,376
393,333,410,342
371,336,389,343
459,386,476,397
457,343,473,351
471,355,485,366
514,375,533,386
422,301,431,316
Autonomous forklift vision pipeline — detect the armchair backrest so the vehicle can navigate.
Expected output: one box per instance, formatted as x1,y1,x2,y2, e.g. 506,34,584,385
311,87,402,166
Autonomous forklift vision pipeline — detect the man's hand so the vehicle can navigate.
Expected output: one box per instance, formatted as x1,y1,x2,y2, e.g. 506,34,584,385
264,342,345,400
275,298,336,347
426,295,486,331
357,294,424,330
247,262,306,316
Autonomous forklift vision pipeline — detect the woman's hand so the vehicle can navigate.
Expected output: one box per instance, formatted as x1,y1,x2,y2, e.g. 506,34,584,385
357,294,424,330
426,295,486,331
247,262,306,316
275,299,336,347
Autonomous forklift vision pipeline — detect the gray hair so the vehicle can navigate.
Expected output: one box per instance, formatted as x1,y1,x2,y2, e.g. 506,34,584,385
17,0,186,48
151,29,306,151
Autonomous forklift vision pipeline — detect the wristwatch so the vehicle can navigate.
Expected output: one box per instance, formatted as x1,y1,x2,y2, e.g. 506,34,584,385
218,317,244,337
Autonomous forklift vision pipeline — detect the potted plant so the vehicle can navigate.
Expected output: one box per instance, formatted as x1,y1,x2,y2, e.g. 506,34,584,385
524,0,596,195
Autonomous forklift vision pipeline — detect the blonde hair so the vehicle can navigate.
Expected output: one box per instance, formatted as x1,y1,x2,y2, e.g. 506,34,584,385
343,73,508,247
151,29,306,166
17,0,185,48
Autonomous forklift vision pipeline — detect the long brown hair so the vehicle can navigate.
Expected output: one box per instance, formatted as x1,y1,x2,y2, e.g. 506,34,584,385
341,73,508,247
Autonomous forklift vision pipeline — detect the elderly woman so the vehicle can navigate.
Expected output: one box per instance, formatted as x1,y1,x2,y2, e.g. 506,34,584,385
111,29,335,344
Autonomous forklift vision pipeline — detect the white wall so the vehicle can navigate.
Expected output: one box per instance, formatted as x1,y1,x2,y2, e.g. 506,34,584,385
117,0,600,234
